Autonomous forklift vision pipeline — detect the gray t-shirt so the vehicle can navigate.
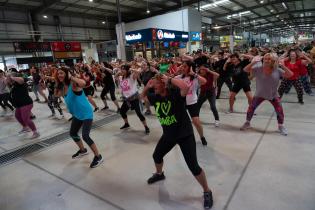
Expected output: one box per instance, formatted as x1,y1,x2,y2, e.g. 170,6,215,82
253,63,284,100
0,78,9,94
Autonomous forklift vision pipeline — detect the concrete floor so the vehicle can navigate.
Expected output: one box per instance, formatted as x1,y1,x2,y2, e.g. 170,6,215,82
0,87,315,210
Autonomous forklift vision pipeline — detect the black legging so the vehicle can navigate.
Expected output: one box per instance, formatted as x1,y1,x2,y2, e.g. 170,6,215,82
216,77,233,98
48,94,63,115
153,134,202,176
197,90,219,121
0,93,14,111
100,84,116,101
70,117,94,146
120,98,145,122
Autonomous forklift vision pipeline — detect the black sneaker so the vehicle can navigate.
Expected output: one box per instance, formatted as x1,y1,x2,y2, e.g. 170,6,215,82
204,191,213,209
102,106,109,111
147,172,165,184
299,100,304,105
144,110,152,115
145,126,150,134
30,115,36,120
201,137,207,146
68,117,73,121
120,123,130,129
90,155,104,168
72,148,88,159
94,107,99,112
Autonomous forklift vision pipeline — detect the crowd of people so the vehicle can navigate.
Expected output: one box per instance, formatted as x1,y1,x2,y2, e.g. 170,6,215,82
1,41,315,209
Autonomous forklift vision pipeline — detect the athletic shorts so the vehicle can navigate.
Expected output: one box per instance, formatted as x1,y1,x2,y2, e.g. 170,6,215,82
232,82,251,93
186,103,199,118
83,86,95,96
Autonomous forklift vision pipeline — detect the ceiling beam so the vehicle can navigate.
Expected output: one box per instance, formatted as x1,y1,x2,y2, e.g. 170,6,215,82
32,0,62,14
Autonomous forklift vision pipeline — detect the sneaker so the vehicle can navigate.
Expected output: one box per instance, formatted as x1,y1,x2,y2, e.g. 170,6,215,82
201,137,207,146
147,172,166,184
50,113,56,118
214,120,220,127
34,99,39,102
18,128,31,134
225,109,233,114
298,100,304,105
31,132,40,139
279,126,288,136
145,110,152,115
72,148,88,159
59,114,64,119
120,123,130,129
68,117,73,121
102,106,109,111
90,155,104,168
204,191,214,209
30,115,36,120
240,122,251,130
94,107,99,112
145,126,150,134
116,108,121,113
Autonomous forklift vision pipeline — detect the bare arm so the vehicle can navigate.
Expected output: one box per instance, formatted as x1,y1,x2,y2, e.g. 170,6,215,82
9,76,25,84
70,75,86,88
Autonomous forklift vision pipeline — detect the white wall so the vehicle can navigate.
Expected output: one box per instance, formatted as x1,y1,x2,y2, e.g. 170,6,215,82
125,9,188,32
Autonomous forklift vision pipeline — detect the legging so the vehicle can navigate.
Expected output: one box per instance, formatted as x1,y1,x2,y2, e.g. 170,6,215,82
197,90,219,121
216,77,233,98
69,116,94,146
48,94,63,115
100,84,116,101
278,79,303,102
120,98,145,122
15,104,36,131
246,96,284,124
300,75,313,94
153,134,202,176
0,93,14,111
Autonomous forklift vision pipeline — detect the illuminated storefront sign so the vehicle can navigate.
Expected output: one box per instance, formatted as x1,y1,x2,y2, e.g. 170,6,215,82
126,33,142,41
190,32,202,41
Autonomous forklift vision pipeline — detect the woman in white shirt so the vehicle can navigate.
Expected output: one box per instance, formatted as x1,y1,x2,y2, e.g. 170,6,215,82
176,61,207,145
116,64,150,134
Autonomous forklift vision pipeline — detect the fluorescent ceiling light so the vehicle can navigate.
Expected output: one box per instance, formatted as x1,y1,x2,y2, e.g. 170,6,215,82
227,10,251,19
282,2,287,9
200,0,230,10
260,0,264,3
102,21,106,24
43,15,48,18
270,9,274,12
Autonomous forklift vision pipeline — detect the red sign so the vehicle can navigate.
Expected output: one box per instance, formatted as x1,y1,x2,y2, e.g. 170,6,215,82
13,42,51,53
51,42,81,52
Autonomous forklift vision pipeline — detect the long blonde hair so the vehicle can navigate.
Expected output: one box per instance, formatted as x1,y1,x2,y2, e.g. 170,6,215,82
263,53,279,70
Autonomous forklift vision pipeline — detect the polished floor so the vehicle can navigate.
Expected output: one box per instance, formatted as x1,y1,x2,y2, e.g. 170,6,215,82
0,87,315,210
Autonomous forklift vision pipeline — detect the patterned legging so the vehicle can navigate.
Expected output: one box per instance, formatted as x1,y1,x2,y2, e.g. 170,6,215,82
246,96,284,125
278,79,303,102
300,75,313,94
48,95,63,115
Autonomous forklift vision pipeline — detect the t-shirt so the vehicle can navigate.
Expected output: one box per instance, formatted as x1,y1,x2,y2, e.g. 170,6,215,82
147,88,193,139
253,63,284,100
120,77,138,98
175,75,199,105
159,64,170,74
65,85,93,120
102,70,115,87
284,59,303,80
228,60,250,84
10,78,33,108
213,58,231,78
0,78,9,94
200,72,214,94
140,70,156,86
32,72,40,85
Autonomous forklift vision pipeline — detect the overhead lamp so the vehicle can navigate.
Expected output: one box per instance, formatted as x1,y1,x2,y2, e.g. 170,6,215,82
102,21,106,24
200,0,230,10
276,15,280,17
282,2,287,9
281,19,284,21
270,9,274,12
43,15,48,19
146,0,150,14
260,0,264,3
89,0,93,2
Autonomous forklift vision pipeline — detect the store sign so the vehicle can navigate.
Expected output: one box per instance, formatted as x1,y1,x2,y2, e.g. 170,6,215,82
51,42,82,52
190,32,202,41
53,51,82,59
126,33,142,41
154,28,189,42
13,42,51,53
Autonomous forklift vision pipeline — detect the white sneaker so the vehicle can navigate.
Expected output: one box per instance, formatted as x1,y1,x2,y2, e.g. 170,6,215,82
31,132,40,139
240,122,251,130
278,126,288,136
214,120,220,127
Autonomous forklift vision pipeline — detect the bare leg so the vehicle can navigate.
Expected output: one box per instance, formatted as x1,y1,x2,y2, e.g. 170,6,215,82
195,170,211,192
245,91,253,105
155,162,163,174
113,100,120,109
89,143,100,156
88,95,98,109
75,140,85,151
229,92,237,112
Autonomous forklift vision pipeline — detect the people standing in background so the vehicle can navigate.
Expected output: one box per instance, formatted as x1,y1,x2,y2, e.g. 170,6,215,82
30,66,47,102
0,70,14,116
213,52,232,99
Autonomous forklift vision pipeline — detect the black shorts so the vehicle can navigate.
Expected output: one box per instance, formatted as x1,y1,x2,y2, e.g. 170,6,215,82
232,83,251,93
83,86,95,96
101,84,116,101
186,103,199,118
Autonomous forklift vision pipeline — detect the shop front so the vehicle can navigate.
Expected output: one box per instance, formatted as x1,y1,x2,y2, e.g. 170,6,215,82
189,31,202,52
125,28,189,60
51,42,83,67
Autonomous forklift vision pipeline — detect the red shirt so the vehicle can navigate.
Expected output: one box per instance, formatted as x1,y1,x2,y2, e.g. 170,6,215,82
200,72,214,94
284,59,303,80
299,59,308,76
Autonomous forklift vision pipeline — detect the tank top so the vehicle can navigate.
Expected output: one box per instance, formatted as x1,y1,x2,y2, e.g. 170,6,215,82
120,77,138,98
65,85,93,120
